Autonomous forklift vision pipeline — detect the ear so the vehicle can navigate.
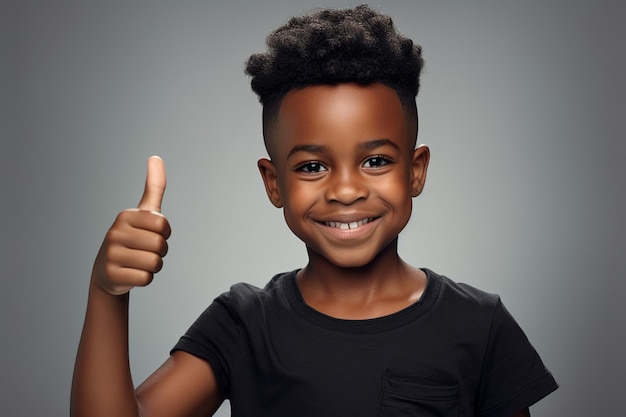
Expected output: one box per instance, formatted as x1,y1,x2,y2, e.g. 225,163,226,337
258,158,284,208
410,145,430,197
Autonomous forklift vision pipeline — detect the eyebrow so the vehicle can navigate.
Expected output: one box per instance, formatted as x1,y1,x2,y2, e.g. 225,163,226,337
359,138,400,152
287,144,327,159
287,138,399,159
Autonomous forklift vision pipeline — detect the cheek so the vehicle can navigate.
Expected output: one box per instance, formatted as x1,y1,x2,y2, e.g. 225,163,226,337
379,170,412,198
281,179,314,225
283,174,323,205
378,172,414,218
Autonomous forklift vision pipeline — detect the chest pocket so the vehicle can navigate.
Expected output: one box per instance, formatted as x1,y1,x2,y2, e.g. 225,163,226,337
378,372,459,417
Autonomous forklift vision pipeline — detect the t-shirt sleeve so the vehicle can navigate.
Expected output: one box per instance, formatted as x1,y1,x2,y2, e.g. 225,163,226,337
476,299,558,417
171,292,240,397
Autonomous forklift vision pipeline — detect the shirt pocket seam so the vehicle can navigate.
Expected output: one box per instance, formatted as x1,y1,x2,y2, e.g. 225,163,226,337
378,371,460,417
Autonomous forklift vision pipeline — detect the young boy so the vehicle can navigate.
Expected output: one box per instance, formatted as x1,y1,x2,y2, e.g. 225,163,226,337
71,5,557,417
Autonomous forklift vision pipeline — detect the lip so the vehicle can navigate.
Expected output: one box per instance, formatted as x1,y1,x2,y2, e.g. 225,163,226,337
322,217,376,230
315,215,381,239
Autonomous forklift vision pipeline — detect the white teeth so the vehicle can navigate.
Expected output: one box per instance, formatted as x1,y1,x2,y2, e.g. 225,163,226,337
324,218,372,229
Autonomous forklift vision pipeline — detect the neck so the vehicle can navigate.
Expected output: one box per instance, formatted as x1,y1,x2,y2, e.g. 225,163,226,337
299,239,410,297
296,239,426,319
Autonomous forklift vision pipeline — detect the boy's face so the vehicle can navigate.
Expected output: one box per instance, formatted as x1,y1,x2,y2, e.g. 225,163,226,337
258,83,429,268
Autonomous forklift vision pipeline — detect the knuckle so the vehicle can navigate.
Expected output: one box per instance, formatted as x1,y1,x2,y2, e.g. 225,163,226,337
103,263,115,280
154,215,170,234
105,227,125,245
103,242,120,263
136,271,154,287
146,253,164,273
104,265,125,287
160,240,169,257
104,227,116,242
114,209,133,224
153,235,168,256
153,258,164,273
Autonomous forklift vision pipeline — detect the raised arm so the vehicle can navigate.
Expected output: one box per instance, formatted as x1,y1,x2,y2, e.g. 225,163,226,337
70,157,222,417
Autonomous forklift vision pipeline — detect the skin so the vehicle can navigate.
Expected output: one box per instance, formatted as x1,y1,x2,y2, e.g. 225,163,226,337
70,85,531,417
71,157,223,417
259,83,429,319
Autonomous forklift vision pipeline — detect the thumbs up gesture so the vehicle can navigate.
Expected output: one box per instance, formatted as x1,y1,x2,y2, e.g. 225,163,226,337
92,156,172,296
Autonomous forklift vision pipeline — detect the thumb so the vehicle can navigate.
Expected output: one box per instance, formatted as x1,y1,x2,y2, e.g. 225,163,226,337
137,156,166,212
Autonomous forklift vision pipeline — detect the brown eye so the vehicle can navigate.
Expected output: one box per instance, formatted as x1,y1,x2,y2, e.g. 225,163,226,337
363,156,390,168
297,161,327,173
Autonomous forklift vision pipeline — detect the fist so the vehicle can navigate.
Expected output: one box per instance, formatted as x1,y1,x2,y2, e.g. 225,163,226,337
92,156,172,296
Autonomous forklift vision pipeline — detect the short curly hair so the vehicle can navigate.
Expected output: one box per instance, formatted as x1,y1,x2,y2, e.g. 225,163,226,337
245,4,424,154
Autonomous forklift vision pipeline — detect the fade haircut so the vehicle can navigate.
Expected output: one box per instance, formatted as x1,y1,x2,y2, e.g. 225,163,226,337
245,4,424,155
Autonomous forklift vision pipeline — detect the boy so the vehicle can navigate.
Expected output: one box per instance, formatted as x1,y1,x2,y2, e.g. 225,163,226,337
71,5,557,417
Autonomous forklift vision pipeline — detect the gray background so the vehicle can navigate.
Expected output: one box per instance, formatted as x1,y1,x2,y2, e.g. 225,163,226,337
3,0,625,416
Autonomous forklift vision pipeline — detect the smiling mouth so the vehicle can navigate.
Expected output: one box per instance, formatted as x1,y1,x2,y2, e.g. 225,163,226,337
322,218,377,230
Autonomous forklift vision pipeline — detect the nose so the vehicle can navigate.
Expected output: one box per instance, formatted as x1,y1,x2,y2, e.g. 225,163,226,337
324,167,369,204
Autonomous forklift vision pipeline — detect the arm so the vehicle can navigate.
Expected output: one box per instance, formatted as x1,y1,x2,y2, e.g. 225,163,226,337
71,157,223,417
71,281,137,417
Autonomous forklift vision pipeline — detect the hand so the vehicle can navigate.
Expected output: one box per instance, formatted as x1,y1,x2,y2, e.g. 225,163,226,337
92,156,172,296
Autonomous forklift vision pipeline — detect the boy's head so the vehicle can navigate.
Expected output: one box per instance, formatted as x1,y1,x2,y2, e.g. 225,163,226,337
245,4,424,158
249,6,429,268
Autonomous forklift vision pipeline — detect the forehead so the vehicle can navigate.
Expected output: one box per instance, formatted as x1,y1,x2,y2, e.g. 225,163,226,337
270,83,411,158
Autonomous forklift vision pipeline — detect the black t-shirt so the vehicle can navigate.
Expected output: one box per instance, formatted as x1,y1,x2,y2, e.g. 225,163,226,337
173,269,557,417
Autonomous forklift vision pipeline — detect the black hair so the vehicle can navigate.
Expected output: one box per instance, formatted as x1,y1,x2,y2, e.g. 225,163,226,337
245,4,424,152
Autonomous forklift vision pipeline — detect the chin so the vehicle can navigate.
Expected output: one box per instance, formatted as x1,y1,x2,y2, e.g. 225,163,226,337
323,250,381,270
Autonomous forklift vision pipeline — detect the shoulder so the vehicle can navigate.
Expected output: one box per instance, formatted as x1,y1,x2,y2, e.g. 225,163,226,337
214,270,297,318
176,270,297,349
421,269,518,337
425,268,501,311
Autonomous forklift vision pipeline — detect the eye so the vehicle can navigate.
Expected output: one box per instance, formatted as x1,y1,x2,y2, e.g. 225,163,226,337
296,161,327,173
363,155,390,168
